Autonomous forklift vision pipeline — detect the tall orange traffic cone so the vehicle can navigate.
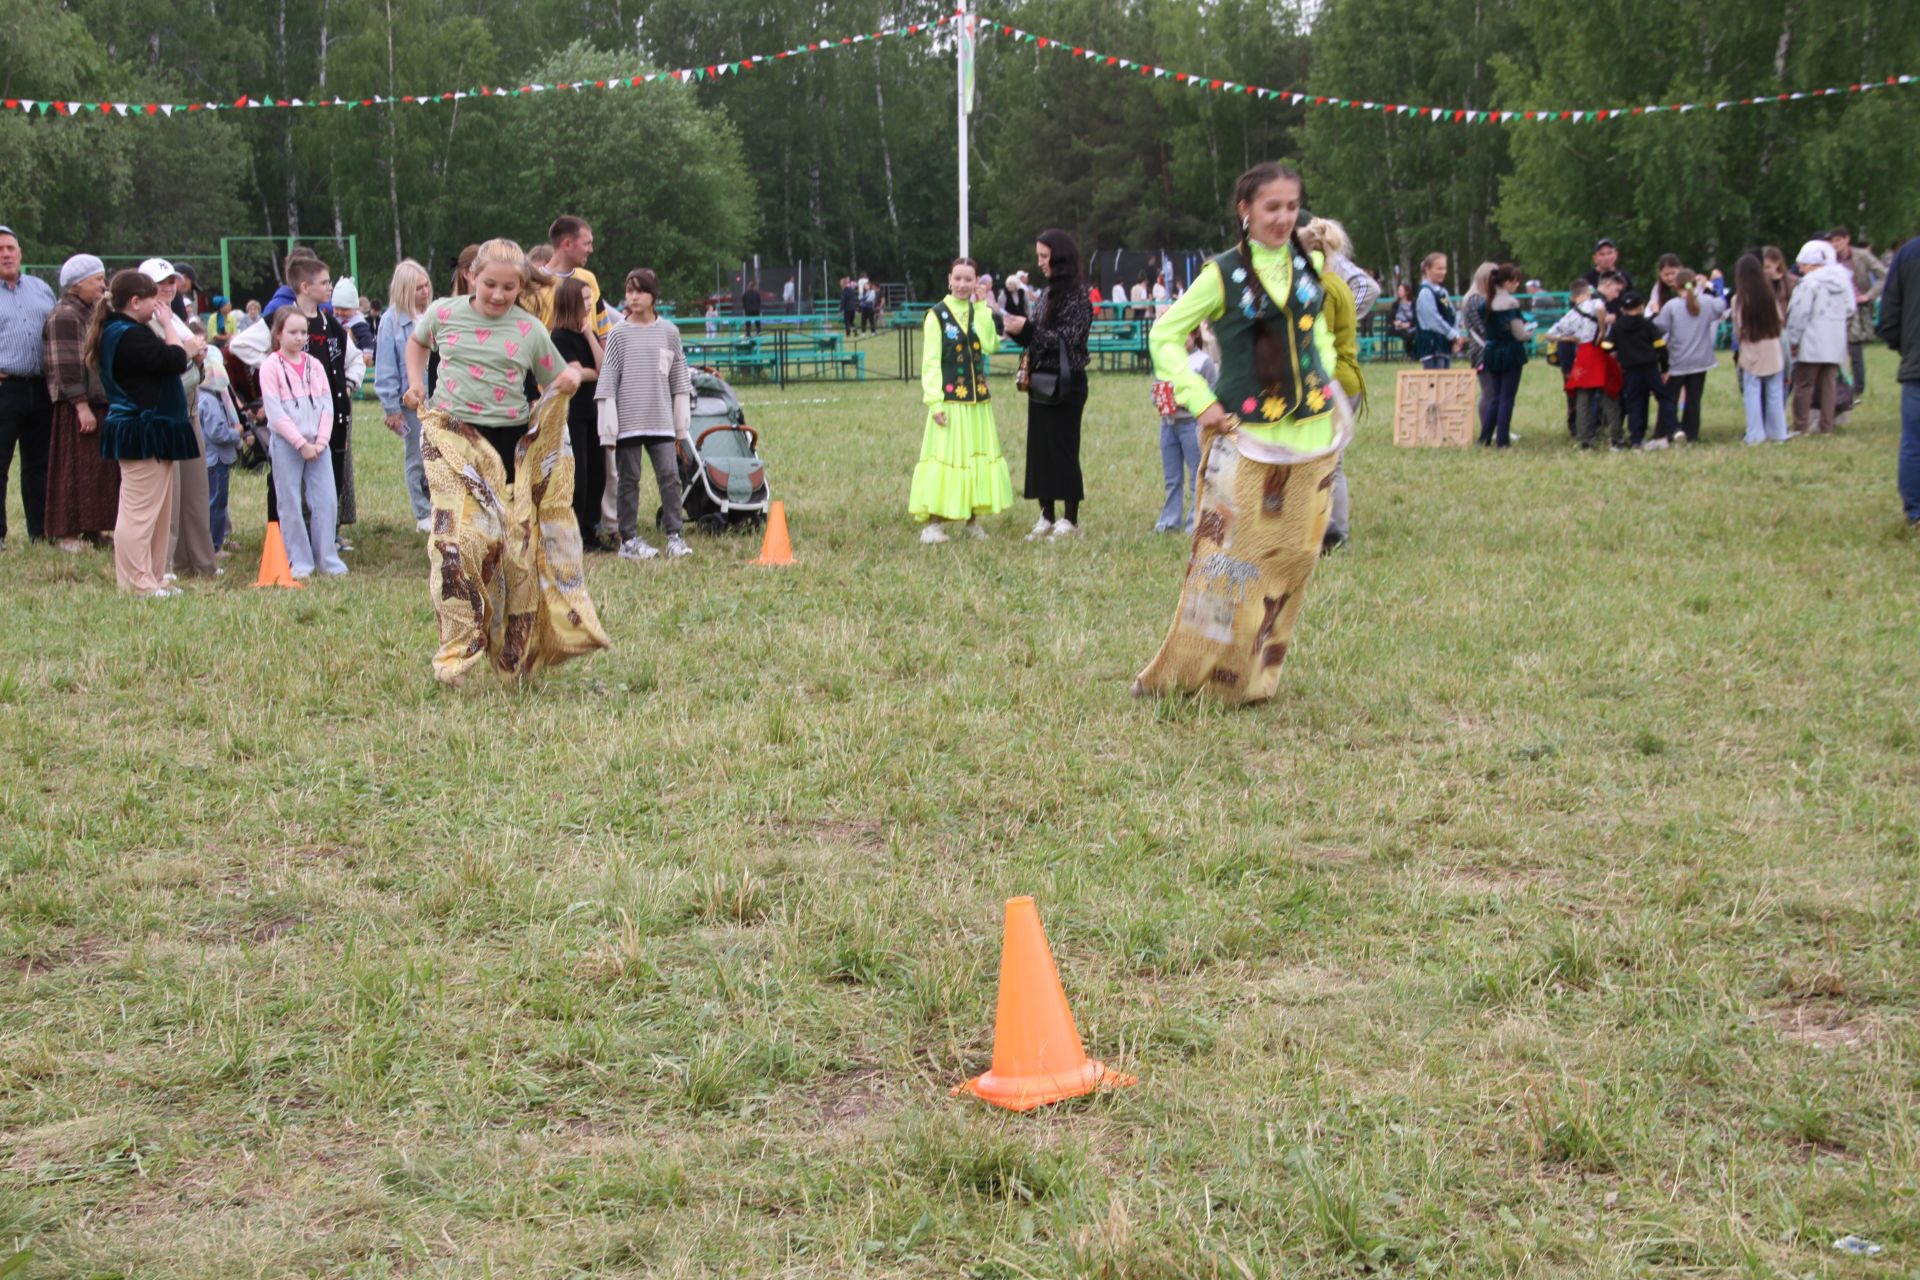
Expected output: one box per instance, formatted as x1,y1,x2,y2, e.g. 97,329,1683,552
752,500,794,566
954,896,1136,1111
252,521,304,589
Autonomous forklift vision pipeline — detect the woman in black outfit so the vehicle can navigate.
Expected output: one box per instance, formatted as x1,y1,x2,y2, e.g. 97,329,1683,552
547,277,606,549
1005,228,1092,539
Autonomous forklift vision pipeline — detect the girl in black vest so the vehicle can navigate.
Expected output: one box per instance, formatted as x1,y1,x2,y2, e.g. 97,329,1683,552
1004,229,1092,540
1132,162,1357,704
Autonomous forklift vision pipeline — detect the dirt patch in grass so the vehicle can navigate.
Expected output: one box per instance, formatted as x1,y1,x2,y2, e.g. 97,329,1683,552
808,1066,896,1131
4,936,113,975
1767,1002,1884,1050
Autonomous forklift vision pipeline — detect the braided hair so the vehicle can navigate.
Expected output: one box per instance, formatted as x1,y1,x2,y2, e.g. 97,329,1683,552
1233,162,1307,388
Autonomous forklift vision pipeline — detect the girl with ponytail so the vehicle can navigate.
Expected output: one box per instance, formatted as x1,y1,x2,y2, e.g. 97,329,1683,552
1132,162,1360,705
1653,267,1728,444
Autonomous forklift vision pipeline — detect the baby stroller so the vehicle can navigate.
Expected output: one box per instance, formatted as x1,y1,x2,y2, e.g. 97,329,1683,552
663,368,770,533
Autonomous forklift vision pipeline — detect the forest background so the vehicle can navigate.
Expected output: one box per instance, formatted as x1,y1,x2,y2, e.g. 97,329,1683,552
2,0,1917,303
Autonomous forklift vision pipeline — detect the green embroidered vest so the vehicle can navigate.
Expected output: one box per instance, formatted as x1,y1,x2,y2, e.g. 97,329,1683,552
934,301,989,404
1209,244,1334,427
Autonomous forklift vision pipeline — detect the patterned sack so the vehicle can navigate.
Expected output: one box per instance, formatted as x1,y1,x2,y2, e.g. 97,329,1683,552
1132,417,1340,705
420,389,611,687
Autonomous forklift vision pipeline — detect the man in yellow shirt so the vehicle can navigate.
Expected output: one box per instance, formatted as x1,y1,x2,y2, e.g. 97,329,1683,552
547,215,612,338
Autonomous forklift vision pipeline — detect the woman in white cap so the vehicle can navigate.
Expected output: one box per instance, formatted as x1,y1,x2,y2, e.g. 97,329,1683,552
1784,239,1857,436
140,258,219,579
41,254,120,552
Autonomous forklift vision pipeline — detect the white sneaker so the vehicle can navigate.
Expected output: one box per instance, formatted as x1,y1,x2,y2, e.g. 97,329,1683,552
920,524,950,545
1049,519,1080,539
1673,431,1689,445
145,587,179,599
964,522,988,540
162,572,178,585
415,516,433,533
1641,439,1669,451
665,533,692,559
618,537,659,561
1024,517,1053,542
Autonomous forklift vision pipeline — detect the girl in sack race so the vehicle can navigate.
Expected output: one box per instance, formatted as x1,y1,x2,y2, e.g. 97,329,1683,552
402,238,610,688
1131,162,1362,706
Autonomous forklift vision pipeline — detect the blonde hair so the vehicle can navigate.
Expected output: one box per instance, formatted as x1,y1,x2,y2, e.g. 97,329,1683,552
467,238,554,315
388,259,431,317
1310,217,1353,258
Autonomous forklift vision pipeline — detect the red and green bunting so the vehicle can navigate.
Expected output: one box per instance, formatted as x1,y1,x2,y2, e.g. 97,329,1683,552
0,14,956,119
981,21,1916,122
6,9,1913,124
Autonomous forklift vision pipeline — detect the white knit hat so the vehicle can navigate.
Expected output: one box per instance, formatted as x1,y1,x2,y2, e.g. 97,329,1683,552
332,276,361,310
1796,239,1836,269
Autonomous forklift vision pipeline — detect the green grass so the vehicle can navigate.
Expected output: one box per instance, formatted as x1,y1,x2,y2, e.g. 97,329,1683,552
2,351,1917,1277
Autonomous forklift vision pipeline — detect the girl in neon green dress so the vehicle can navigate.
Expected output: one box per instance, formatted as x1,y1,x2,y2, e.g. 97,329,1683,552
908,257,1014,543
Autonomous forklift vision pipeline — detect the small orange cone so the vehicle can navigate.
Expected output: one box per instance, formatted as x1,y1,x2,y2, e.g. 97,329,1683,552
252,521,304,589
954,896,1136,1111
752,500,794,566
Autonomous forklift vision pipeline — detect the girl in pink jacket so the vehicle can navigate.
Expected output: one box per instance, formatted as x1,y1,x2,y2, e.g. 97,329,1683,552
259,309,347,577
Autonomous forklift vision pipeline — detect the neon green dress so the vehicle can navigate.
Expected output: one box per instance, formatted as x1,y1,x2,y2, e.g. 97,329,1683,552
908,295,1014,522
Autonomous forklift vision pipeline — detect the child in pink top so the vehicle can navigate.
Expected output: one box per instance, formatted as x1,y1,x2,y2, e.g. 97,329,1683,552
259,308,347,577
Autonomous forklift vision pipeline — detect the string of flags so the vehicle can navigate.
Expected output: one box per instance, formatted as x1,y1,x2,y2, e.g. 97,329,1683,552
978,20,1917,123
4,7,1912,125
0,14,957,119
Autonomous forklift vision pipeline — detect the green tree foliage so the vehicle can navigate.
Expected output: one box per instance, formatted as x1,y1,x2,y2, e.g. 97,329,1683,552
1301,0,1519,285
483,43,758,300
1495,0,1920,285
2,0,1916,303
0,0,250,267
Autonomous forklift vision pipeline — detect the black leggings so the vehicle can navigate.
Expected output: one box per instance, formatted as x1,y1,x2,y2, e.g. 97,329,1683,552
474,423,526,485
1040,501,1080,524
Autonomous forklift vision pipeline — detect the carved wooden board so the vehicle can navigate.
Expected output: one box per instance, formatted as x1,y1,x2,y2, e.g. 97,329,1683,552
1393,369,1479,447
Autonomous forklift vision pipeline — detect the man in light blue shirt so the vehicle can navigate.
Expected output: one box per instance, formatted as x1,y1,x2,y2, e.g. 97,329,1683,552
0,226,58,546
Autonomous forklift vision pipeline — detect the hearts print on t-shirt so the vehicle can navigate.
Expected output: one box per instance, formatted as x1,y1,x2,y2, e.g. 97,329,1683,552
517,319,532,337
468,364,484,379
474,328,493,345
537,355,553,372
493,387,508,404
504,340,520,358
437,307,451,322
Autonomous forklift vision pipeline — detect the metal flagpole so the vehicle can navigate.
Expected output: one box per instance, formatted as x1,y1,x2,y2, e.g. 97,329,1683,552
957,0,972,256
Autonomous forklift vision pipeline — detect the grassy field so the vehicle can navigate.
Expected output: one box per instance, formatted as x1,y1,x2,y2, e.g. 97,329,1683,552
2,352,1917,1278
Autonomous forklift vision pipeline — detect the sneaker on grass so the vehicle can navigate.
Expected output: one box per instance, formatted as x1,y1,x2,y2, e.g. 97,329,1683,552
920,524,950,545
1024,518,1052,542
665,533,692,559
619,537,659,561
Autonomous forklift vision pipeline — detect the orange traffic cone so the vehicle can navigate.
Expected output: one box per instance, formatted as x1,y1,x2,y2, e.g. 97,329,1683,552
753,499,794,566
252,521,304,589
954,896,1136,1111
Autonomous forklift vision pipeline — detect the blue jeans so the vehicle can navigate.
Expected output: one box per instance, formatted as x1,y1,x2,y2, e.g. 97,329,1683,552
1741,370,1787,444
1900,381,1920,522
269,434,346,577
1156,417,1200,529
1421,353,1452,370
1477,366,1522,446
400,408,430,521
207,461,232,548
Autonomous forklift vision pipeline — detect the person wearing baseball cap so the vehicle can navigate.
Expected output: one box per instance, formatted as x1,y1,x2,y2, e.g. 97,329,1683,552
1785,238,1856,435
0,225,60,547
138,256,220,578
1582,238,1634,295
